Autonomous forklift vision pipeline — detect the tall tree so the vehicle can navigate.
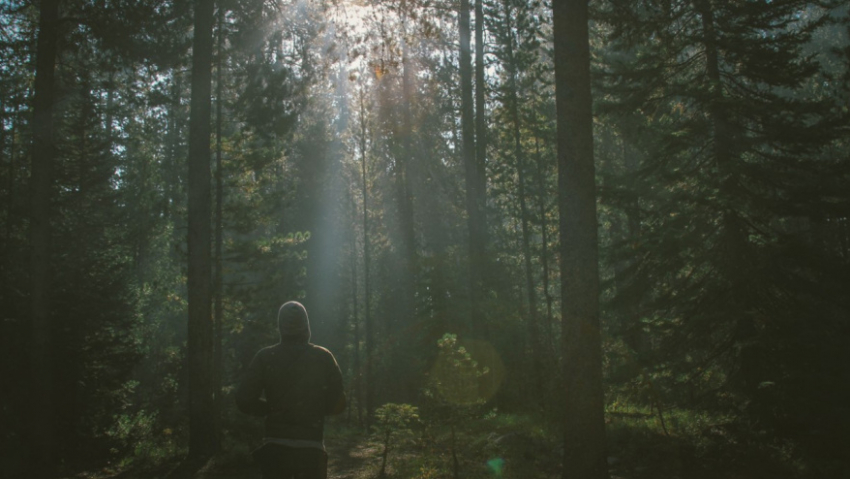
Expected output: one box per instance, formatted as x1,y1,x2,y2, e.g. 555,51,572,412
598,0,849,441
212,2,226,446
473,0,487,279
553,0,607,477
29,0,61,474
187,0,217,459
460,0,482,333
357,79,375,427
495,0,543,397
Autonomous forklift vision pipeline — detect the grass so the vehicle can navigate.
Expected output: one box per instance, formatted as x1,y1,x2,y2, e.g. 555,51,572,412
82,400,847,479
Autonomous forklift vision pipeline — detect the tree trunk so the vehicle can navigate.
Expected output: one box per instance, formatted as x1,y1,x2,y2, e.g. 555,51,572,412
503,2,542,398
349,192,362,426
533,135,555,349
187,0,217,459
212,3,225,449
399,1,416,263
394,2,417,356
29,0,60,474
5,105,18,244
553,0,607,477
1,97,6,243
473,0,488,275
358,84,374,428
460,0,482,334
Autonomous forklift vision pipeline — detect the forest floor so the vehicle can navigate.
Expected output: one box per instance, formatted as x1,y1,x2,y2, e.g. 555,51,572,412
189,431,380,479
62,410,847,479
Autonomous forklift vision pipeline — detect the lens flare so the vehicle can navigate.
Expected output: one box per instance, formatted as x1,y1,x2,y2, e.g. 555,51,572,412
430,338,505,405
487,457,506,477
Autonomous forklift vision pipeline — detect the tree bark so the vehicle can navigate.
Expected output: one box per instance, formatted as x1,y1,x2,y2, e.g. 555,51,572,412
398,0,416,331
212,3,225,449
187,0,217,459
5,105,18,244
473,0,488,270
553,0,607,477
460,0,482,334
503,2,542,397
349,193,362,425
29,0,60,474
358,84,374,428
1,97,6,243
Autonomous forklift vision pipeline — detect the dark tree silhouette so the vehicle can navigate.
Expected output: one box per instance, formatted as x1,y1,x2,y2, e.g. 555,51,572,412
187,0,218,459
29,0,60,475
553,0,607,477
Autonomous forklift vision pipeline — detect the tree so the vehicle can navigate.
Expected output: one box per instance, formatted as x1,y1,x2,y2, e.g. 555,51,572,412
552,0,607,477
28,0,60,474
460,0,483,334
597,0,849,444
186,0,217,459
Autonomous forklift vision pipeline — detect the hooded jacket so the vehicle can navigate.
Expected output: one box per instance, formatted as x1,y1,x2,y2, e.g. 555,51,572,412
236,302,345,444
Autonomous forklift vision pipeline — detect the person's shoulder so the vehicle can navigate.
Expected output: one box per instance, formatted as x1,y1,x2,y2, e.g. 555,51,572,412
307,343,333,355
307,343,338,361
254,344,279,359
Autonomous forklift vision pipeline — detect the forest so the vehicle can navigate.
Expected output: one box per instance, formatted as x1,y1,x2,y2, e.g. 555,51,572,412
1,0,849,477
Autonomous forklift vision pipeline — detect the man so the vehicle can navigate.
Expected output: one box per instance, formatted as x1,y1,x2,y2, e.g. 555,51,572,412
236,301,346,479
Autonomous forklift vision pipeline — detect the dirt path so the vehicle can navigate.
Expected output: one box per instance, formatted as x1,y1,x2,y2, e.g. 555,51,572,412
186,434,377,479
326,435,379,479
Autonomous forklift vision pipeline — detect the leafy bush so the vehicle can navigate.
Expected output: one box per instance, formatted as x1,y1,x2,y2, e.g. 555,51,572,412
373,403,420,477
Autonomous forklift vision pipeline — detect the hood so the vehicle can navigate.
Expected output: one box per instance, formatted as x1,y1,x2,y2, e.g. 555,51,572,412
277,301,311,343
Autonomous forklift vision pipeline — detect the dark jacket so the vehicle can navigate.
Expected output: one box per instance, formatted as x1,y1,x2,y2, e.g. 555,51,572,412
236,340,345,442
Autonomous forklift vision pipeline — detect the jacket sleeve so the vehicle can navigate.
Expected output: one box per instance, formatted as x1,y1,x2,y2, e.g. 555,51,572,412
326,352,346,415
236,351,270,417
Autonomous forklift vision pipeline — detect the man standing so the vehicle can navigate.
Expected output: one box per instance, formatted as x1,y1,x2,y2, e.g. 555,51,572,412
237,301,346,479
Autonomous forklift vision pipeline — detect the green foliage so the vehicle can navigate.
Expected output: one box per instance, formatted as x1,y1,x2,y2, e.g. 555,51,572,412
106,409,182,466
374,403,420,477
429,333,491,407
374,403,420,436
0,0,848,475
595,0,850,458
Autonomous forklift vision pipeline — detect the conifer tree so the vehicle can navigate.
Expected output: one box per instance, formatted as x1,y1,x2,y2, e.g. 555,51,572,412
553,0,607,476
187,0,217,458
29,0,60,474
598,0,849,432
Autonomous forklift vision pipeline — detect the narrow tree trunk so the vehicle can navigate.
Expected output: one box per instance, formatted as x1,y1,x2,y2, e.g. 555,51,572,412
533,135,555,348
553,0,607,477
163,68,187,227
212,3,225,448
473,0,488,272
349,193,362,426
29,0,60,474
358,85,374,429
6,105,18,243
379,430,391,477
451,423,460,479
400,1,416,262
393,2,417,356
1,97,6,241
187,0,217,459
503,1,542,397
460,0,482,334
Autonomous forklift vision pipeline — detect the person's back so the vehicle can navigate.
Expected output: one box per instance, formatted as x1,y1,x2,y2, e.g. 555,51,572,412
236,301,345,479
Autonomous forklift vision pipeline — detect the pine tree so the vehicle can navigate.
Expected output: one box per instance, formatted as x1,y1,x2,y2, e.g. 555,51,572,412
28,0,60,474
553,0,607,476
186,0,218,459
598,0,850,438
